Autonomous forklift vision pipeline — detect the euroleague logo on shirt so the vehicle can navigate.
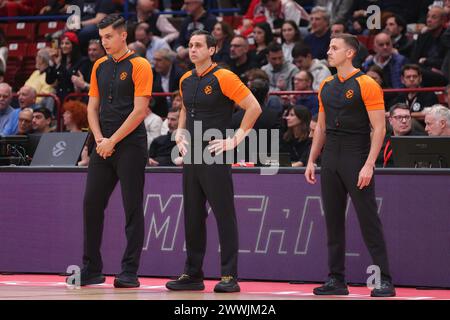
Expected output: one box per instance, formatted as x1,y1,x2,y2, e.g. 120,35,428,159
345,89,354,99
204,85,212,95
120,72,128,81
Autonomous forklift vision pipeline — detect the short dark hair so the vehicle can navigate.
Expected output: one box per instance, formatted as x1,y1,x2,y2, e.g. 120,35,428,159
401,64,422,77
331,33,360,54
249,78,269,105
292,43,311,59
190,30,217,48
33,107,52,119
98,13,127,30
167,107,180,114
267,41,282,53
389,103,410,116
387,14,407,35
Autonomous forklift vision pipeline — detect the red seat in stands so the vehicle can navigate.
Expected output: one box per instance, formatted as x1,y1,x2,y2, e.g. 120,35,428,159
6,22,36,41
7,42,28,59
37,21,66,40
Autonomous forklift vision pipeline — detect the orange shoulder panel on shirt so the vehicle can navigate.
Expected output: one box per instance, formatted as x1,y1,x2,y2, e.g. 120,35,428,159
213,69,251,104
130,56,153,97
318,75,335,113
178,70,193,98
355,75,385,111
88,56,108,97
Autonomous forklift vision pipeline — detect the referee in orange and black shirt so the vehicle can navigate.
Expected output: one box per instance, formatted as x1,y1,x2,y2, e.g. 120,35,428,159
70,14,153,288
305,34,396,297
165,30,262,293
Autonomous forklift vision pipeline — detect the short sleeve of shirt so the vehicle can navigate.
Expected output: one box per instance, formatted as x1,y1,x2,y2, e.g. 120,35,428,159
178,71,193,98
131,57,153,97
214,69,251,104
88,56,107,97
356,75,385,111
318,76,333,113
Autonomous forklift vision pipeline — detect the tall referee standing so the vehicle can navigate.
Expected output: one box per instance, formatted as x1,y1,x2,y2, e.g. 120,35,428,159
70,14,153,288
165,30,262,293
305,34,396,297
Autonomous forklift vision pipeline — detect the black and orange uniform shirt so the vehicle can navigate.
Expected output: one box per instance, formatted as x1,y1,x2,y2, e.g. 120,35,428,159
179,63,251,140
318,69,385,136
89,51,153,142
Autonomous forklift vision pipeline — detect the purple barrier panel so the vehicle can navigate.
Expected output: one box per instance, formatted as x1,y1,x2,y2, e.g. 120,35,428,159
0,170,449,287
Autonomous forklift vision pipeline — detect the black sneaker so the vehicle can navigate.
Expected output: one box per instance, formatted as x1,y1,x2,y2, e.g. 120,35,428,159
166,274,205,291
66,270,105,287
114,272,140,288
371,280,396,297
214,276,240,293
313,277,349,295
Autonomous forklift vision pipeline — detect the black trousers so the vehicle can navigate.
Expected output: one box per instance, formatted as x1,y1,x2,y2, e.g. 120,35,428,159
82,141,147,275
182,164,238,278
320,134,391,282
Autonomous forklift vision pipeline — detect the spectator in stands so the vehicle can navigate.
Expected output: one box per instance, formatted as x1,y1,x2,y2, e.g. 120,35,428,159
151,48,184,118
411,5,448,87
280,105,312,167
0,29,7,74
281,20,302,64
45,31,90,104
174,0,217,60
391,64,439,119
251,22,273,67
78,0,122,48
0,70,4,84
377,103,426,167
212,21,234,65
304,6,331,60
291,70,319,116
40,0,76,15
366,64,397,110
384,14,414,58
232,78,282,159
32,107,52,134
424,104,450,136
309,113,317,139
446,84,450,108
128,41,147,57
2,86,38,136
144,106,163,150
25,48,56,109
291,44,331,91
148,108,182,166
260,0,309,34
245,68,283,113
362,31,407,88
331,19,369,69
0,82,14,133
62,100,88,132
0,0,33,16
135,0,180,44
72,39,106,93
315,0,354,25
262,42,299,91
161,90,183,135
17,108,33,135
229,36,258,81
130,22,171,66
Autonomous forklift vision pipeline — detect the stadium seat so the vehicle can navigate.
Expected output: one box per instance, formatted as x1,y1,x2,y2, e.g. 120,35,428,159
37,21,66,40
26,41,50,58
6,22,36,41
7,42,28,59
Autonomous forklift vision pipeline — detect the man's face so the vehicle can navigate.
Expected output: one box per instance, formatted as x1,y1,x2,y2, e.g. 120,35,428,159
229,37,247,60
0,85,12,111
310,12,328,35
18,87,36,109
88,42,105,62
385,17,401,37
425,114,446,136
262,0,280,13
134,23,150,43
293,71,311,91
32,112,51,133
426,7,445,31
154,53,172,74
188,35,214,64
138,0,156,12
401,69,421,88
331,24,345,37
167,111,180,132
18,110,33,134
389,109,412,136
99,25,127,56
374,33,393,58
184,0,202,14
267,50,284,71
293,54,312,70
327,38,351,67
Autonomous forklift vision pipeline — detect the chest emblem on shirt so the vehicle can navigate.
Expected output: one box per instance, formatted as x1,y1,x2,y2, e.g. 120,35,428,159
345,89,354,99
204,85,212,95
120,72,128,81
